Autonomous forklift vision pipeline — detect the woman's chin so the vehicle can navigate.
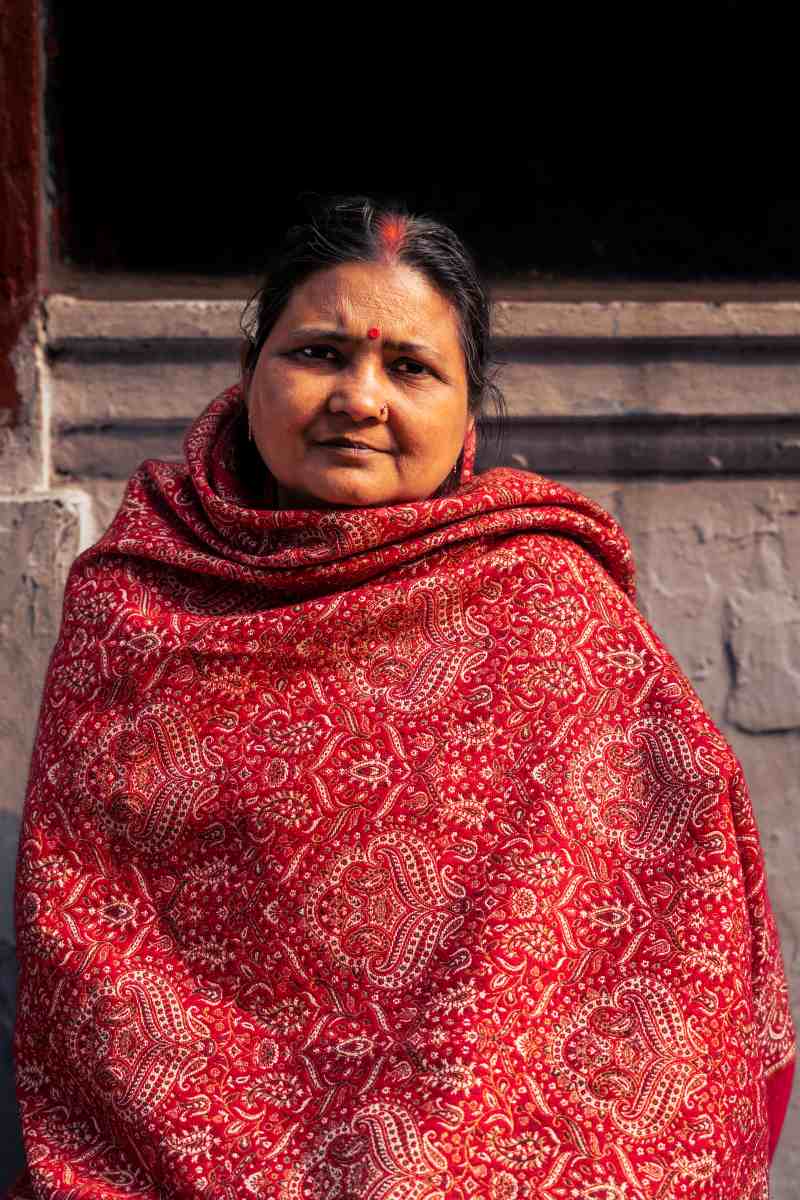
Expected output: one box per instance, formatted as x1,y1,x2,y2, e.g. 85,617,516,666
276,476,399,510
315,485,399,509
272,464,444,510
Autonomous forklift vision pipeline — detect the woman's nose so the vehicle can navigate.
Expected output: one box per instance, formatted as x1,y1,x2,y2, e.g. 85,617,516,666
327,359,387,421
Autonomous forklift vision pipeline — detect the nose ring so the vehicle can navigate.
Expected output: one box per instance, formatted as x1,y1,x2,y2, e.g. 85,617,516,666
380,404,388,419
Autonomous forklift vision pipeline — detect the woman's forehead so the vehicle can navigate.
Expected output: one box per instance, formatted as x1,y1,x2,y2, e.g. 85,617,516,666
279,261,461,346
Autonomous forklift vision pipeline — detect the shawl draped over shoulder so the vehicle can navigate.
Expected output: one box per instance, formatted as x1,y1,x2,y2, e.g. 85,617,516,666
9,385,795,1200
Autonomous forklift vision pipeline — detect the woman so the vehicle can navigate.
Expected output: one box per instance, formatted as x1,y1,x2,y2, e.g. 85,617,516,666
10,197,795,1199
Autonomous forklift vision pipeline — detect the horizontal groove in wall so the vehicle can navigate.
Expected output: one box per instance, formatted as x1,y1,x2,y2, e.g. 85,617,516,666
478,415,800,476
59,419,190,435
54,413,800,480
48,339,241,363
492,338,800,363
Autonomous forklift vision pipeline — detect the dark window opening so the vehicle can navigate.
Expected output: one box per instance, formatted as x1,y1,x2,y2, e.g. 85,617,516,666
47,11,800,291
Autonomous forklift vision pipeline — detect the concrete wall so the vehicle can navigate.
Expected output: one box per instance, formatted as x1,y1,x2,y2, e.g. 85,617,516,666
1,297,799,1193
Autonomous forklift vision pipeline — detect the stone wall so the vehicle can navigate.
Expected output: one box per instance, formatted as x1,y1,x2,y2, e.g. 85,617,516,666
1,297,798,1193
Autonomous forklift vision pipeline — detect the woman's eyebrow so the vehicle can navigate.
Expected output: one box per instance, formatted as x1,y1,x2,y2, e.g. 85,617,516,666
289,326,439,356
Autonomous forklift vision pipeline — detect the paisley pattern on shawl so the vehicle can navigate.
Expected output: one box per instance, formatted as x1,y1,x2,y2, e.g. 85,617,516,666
10,384,794,1200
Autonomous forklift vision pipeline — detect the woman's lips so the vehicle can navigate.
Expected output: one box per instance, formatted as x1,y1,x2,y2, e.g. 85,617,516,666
315,439,388,454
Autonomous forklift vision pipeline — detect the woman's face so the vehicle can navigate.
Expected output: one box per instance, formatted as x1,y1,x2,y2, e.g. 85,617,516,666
244,261,473,508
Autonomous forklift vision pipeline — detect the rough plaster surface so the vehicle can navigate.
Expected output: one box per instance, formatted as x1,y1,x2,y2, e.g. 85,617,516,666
497,352,800,418
51,354,238,426
0,492,87,1192
76,476,128,544
0,318,46,490
0,496,87,922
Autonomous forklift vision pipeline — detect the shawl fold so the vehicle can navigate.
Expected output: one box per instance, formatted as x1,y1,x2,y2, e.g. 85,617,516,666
10,385,795,1199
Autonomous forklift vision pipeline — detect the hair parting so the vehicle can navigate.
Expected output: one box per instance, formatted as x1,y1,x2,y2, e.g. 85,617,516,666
375,212,408,259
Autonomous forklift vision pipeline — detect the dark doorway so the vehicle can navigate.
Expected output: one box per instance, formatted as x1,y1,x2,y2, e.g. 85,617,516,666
47,10,799,284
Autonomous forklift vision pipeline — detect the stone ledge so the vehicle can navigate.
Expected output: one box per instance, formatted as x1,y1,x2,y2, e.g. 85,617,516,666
47,294,800,345
494,300,800,340
47,296,244,344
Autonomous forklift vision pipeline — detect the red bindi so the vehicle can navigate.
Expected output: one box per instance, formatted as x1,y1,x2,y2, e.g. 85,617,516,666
367,327,380,340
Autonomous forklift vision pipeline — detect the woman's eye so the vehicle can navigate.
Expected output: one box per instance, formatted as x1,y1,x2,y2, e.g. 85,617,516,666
393,358,428,376
294,345,339,362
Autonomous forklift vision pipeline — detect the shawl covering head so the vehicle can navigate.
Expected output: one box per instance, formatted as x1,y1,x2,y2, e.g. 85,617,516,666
10,386,795,1200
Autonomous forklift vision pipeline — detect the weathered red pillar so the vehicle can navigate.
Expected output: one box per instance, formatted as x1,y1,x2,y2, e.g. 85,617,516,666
0,0,41,422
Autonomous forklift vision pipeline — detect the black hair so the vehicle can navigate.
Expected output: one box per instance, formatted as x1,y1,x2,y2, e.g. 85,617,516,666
240,195,505,437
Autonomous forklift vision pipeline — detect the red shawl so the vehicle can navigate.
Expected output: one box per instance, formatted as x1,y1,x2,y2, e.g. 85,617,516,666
10,385,795,1199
